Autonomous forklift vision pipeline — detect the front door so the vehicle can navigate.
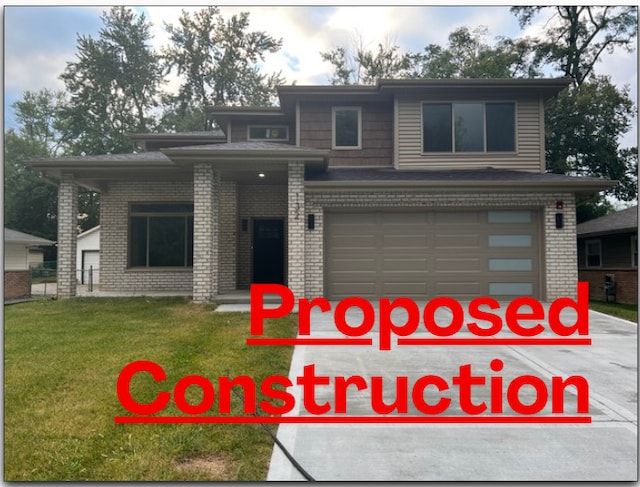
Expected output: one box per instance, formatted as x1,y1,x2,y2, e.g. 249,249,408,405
252,219,285,284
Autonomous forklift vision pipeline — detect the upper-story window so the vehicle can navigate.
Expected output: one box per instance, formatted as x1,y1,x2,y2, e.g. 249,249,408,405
422,102,515,153
333,107,361,149
247,126,289,141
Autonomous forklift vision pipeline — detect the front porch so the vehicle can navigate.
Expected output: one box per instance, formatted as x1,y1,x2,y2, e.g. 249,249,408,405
45,142,328,302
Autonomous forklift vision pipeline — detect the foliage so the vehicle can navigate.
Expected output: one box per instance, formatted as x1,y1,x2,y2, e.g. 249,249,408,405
4,298,297,480
59,6,163,155
546,76,636,197
161,7,284,131
512,6,638,87
4,129,58,241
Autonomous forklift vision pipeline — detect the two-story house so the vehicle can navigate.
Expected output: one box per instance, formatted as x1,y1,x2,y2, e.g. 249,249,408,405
28,78,613,302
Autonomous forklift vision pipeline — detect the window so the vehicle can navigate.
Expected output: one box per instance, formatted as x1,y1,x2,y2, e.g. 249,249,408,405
129,203,194,268
585,239,602,268
247,126,289,141
422,102,515,153
333,107,361,149
632,235,638,268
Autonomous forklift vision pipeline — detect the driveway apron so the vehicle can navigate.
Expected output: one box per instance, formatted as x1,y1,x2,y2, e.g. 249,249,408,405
267,303,637,481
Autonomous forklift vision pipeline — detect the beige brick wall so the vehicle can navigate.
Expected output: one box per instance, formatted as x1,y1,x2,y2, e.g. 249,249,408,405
287,162,305,297
305,190,577,301
100,180,194,293
219,180,238,292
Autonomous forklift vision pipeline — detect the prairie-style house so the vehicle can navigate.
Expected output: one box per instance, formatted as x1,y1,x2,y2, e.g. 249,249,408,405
28,78,613,302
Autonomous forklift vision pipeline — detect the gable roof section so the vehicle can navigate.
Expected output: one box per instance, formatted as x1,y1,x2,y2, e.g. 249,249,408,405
5,228,55,246
576,205,638,237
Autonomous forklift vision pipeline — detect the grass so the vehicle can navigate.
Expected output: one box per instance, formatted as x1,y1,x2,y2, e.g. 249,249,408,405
4,298,297,481
590,300,638,323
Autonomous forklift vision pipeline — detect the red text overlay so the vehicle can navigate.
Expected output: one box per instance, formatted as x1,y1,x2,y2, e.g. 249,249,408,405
115,283,592,424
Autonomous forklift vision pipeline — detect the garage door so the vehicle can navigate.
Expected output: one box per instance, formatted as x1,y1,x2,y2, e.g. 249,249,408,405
325,210,540,300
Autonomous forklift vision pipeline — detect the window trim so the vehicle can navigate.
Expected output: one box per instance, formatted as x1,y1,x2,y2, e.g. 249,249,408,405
631,234,638,268
421,100,517,154
247,125,289,142
128,202,194,269
332,106,362,150
585,238,602,268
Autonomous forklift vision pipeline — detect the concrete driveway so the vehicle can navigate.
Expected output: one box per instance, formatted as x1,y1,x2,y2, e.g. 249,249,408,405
267,303,637,481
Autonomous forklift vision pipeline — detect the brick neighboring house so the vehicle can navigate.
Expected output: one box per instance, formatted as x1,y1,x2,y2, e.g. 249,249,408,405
4,228,55,300
27,78,613,302
577,206,638,305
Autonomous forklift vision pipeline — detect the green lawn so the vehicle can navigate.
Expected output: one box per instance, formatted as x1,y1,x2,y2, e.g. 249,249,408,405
590,300,638,323
4,298,297,481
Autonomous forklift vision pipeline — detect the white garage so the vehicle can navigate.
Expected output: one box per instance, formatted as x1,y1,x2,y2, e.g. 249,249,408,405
76,226,100,285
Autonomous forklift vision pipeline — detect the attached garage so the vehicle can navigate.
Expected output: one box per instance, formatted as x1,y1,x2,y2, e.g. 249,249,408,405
325,209,541,300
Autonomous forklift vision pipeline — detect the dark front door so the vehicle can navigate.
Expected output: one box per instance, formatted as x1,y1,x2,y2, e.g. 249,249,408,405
252,219,285,284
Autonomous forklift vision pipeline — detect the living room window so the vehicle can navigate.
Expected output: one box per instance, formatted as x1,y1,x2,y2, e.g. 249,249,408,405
585,239,602,268
129,203,194,268
422,102,515,153
332,107,361,149
247,125,289,141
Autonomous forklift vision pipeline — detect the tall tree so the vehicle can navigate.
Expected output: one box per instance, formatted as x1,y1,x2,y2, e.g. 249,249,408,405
512,6,638,87
59,6,163,155
4,90,65,240
161,7,284,131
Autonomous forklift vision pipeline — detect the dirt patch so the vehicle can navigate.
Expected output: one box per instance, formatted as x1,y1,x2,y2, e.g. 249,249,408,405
176,454,232,480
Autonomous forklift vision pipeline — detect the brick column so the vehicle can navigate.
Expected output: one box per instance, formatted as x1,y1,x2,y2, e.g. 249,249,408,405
193,164,219,302
287,162,305,298
57,173,78,298
545,194,578,300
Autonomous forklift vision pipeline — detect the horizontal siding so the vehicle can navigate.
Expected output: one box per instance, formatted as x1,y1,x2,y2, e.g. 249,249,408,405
299,101,393,167
396,95,543,171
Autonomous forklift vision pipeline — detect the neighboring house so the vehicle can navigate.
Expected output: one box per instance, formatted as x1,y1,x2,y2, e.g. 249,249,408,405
76,225,100,285
27,78,613,302
4,228,55,300
577,206,638,305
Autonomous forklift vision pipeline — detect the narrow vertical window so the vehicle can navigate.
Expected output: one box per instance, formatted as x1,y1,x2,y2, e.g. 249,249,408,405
333,107,361,149
585,239,602,268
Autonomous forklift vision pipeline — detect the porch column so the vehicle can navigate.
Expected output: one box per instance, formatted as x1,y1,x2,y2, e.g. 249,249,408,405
287,162,305,297
193,163,219,302
57,173,78,299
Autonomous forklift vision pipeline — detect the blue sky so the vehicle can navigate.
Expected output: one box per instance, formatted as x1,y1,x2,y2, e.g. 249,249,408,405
3,5,638,147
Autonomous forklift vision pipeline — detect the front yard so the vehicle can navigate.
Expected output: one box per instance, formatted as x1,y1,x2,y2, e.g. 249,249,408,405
4,298,297,481
589,300,638,323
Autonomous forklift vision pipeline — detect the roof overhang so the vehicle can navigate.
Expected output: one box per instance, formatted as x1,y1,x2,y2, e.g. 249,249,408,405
305,168,615,195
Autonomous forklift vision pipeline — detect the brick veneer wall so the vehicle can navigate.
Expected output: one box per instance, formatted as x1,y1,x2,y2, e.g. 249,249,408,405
287,163,305,297
4,271,30,299
305,191,577,301
219,180,238,292
578,269,638,305
100,181,194,293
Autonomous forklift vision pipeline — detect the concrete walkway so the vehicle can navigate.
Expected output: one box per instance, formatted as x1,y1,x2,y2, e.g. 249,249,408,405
267,303,637,481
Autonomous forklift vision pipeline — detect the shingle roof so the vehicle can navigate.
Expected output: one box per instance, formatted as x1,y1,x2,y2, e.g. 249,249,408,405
29,151,170,163
4,228,55,245
576,205,638,236
307,167,608,183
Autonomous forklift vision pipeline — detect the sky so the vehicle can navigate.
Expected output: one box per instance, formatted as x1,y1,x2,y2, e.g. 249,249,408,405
2,4,638,148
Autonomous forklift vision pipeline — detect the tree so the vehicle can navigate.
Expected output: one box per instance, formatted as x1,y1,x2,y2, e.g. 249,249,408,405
321,36,410,85
4,129,58,241
512,6,638,87
161,7,284,131
408,27,541,79
321,28,541,84
4,90,66,240
59,6,163,155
